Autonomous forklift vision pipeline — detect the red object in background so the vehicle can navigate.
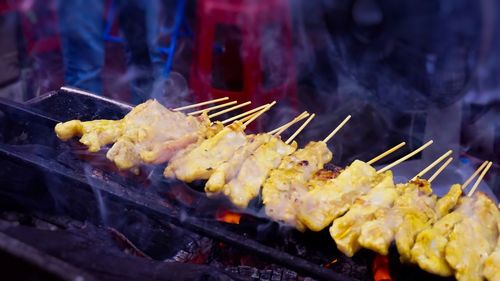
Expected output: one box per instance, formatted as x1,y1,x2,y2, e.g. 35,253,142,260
190,0,298,108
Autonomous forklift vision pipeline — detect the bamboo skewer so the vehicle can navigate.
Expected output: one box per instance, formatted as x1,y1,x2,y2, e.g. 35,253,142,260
377,140,434,173
187,101,237,115
208,101,252,119
275,112,310,136
411,150,453,181
173,97,229,111
461,160,489,190
268,111,310,135
239,102,276,124
367,142,406,165
285,114,316,144
322,115,351,143
243,103,275,127
467,161,493,197
220,103,270,125
428,157,453,183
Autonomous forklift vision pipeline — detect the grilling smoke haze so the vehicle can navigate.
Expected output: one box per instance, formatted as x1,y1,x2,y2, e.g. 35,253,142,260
81,1,500,198
1,1,499,214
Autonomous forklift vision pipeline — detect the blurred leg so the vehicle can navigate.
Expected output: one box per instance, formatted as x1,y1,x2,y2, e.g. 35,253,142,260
117,0,158,103
58,0,104,94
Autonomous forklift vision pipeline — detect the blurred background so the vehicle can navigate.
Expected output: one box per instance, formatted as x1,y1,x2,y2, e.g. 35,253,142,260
0,0,499,198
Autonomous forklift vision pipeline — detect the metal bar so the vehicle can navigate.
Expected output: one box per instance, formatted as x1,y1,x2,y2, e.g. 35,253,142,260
0,232,97,281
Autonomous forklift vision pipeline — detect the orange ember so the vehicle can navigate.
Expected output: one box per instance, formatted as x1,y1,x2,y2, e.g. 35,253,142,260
372,255,392,281
216,210,241,224
323,259,338,268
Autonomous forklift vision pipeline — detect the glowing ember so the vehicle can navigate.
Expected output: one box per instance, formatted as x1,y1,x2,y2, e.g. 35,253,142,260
372,255,392,281
323,258,338,268
216,210,241,224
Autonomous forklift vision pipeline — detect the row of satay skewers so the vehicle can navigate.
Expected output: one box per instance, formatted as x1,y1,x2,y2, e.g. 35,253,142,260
54,97,500,281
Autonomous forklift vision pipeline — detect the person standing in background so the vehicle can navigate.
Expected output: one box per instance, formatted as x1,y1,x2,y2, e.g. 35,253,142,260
58,0,163,103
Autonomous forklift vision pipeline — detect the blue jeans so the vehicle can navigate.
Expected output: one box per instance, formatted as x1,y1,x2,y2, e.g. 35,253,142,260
58,0,162,102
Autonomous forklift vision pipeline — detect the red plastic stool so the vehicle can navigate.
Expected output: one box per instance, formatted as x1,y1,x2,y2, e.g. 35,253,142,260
190,0,298,109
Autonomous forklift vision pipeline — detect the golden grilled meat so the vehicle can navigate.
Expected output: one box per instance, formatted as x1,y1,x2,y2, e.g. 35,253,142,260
434,183,464,218
297,160,378,232
396,184,462,263
55,100,215,170
163,121,247,182
55,119,123,152
393,180,439,263
217,137,297,208
445,193,500,281
262,141,333,230
205,133,271,195
411,194,470,277
358,179,437,256
484,222,500,281
329,171,397,257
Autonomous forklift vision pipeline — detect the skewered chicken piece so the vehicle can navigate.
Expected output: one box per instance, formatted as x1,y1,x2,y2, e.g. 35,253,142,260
214,136,297,208
55,99,216,170
484,222,500,281
411,194,471,277
396,183,462,264
163,121,248,182
297,160,379,232
329,171,397,257
262,141,333,230
445,193,500,281
205,133,272,195
205,112,309,208
358,179,437,256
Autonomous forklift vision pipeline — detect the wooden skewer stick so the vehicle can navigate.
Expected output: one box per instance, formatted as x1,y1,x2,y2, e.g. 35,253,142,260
239,102,276,123
173,97,229,111
377,140,434,173
467,161,493,197
322,115,351,143
275,112,310,136
267,111,310,135
243,102,275,127
411,150,453,181
220,103,270,124
428,157,453,183
367,142,406,165
187,100,237,115
208,101,252,119
267,111,309,135
461,160,489,190
285,114,316,144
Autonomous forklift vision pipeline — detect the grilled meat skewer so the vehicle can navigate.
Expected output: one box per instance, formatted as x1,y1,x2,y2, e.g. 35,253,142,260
297,160,379,232
444,193,500,281
163,121,248,182
208,136,298,208
358,179,437,256
262,141,333,230
484,222,500,281
329,171,397,257
55,99,216,170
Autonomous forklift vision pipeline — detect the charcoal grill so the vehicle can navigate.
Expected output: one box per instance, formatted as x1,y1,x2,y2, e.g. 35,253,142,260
0,87,368,281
